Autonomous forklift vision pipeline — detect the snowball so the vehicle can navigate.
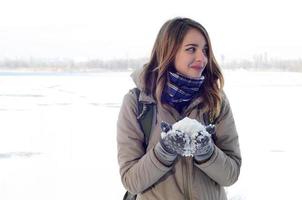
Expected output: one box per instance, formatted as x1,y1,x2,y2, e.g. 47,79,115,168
172,117,209,138
161,117,211,157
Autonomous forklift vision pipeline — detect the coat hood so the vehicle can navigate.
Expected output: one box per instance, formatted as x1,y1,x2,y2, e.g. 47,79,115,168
130,67,156,104
130,67,144,90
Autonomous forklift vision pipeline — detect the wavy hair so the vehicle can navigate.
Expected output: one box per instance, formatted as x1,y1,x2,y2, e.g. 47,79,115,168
141,17,224,119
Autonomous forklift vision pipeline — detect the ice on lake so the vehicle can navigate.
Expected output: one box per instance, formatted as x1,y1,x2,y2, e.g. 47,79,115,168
0,70,301,200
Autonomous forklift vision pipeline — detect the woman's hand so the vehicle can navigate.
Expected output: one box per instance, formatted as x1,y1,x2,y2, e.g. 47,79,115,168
193,127,215,162
160,121,189,155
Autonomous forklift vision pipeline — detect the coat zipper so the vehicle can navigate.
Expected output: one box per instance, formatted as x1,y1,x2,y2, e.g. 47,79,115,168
187,157,193,200
179,112,192,200
182,158,189,200
183,157,193,200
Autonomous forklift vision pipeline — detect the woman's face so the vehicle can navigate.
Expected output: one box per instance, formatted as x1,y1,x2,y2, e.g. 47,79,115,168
174,28,208,78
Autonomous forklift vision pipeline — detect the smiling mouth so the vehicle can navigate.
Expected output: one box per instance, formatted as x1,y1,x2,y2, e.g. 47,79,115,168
190,65,203,70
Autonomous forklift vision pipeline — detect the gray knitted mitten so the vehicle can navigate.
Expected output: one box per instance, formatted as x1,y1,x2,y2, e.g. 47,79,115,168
159,121,189,155
193,125,215,162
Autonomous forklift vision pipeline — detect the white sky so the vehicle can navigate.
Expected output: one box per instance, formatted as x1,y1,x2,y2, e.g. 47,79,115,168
0,0,302,61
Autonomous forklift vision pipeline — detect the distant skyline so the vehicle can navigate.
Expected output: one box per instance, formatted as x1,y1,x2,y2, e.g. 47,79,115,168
1,0,302,62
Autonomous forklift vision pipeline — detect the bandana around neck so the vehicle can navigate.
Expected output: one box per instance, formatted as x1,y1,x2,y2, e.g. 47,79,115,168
162,71,205,112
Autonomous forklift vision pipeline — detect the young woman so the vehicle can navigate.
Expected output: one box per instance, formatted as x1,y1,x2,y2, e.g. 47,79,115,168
117,17,241,200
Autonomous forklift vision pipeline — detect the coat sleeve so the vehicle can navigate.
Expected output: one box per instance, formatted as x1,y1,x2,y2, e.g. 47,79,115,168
194,93,242,186
116,92,173,194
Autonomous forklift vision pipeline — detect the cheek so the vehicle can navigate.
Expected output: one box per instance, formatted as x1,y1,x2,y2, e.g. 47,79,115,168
174,53,195,73
177,55,193,67
174,55,184,70
175,59,190,73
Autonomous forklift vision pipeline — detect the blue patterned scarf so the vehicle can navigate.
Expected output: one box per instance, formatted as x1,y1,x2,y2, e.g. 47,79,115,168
162,71,205,112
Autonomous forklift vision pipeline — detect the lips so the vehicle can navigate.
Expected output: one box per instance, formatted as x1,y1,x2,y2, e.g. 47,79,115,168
190,65,203,70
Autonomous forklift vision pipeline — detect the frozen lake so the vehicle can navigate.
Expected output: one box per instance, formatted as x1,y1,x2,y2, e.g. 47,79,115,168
0,70,301,199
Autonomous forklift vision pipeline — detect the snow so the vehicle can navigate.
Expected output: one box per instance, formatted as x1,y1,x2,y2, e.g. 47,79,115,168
0,70,301,199
172,117,208,138
161,117,211,157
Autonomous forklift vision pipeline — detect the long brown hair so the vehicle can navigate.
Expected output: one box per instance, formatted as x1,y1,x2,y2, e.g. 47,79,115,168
141,17,224,119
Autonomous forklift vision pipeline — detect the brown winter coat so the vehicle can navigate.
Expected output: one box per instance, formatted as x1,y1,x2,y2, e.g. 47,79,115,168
117,70,241,200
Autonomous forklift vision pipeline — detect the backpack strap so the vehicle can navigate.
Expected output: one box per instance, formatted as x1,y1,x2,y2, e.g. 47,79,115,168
130,88,154,149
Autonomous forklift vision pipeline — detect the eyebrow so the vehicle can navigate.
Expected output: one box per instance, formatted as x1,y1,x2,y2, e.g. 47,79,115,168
185,43,198,47
184,43,208,48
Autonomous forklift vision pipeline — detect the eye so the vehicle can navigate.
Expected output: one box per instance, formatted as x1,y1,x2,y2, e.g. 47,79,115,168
185,47,196,53
202,46,209,56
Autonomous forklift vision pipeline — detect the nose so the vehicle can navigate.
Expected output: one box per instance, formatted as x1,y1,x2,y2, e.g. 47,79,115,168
195,49,207,62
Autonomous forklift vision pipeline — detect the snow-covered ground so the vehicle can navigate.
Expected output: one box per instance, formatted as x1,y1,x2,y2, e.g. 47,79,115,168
0,70,301,200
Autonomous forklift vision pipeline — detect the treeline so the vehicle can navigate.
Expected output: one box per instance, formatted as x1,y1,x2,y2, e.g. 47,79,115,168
0,57,148,72
222,58,302,72
0,57,301,72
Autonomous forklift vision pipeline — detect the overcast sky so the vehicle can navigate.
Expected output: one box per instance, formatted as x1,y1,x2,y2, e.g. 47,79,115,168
1,0,301,61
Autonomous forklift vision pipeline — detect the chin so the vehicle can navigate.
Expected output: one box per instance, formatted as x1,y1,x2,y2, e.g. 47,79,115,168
190,73,202,78
188,69,204,78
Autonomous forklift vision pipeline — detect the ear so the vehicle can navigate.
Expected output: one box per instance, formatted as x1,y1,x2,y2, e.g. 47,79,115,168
160,121,172,133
